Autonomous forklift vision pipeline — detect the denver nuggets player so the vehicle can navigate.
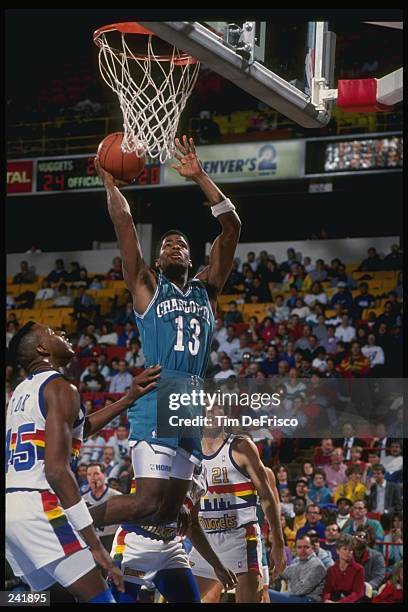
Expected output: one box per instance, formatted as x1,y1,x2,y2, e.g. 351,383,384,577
91,135,241,530
189,403,286,603
6,321,160,603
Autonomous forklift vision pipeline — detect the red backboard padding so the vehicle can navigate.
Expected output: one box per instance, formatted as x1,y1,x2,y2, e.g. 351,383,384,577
337,79,392,112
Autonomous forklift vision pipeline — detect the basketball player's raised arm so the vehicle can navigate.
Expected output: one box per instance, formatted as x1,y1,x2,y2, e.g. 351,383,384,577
232,438,286,579
187,503,237,590
94,157,156,312
44,378,124,590
171,136,241,297
83,365,161,438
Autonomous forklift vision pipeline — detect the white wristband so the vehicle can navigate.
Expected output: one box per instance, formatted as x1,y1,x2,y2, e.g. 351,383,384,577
211,198,236,218
64,499,93,531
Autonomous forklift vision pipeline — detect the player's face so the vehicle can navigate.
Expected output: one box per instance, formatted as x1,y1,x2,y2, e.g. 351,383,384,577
157,234,192,276
37,325,75,365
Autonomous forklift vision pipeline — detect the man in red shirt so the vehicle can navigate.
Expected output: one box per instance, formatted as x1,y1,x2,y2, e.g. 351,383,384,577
323,534,365,603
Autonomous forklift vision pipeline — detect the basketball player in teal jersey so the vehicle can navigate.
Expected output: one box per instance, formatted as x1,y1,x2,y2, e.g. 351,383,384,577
91,135,241,533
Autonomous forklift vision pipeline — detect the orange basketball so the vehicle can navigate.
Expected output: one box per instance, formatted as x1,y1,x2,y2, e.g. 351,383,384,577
97,132,146,182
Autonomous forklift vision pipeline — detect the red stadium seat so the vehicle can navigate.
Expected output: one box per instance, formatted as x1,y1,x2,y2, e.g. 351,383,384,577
106,346,127,361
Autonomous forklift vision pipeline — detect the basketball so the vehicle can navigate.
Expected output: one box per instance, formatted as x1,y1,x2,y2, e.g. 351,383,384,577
97,132,146,182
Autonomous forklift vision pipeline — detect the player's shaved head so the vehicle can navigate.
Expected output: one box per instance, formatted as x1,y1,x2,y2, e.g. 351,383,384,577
7,321,42,368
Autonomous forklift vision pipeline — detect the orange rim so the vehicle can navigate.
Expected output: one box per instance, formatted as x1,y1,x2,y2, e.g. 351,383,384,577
93,21,199,65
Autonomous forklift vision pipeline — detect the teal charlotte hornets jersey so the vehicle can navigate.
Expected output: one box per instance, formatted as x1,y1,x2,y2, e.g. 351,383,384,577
134,272,215,378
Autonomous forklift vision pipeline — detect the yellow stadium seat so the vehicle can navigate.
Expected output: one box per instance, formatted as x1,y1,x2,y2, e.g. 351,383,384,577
242,303,271,321
6,284,22,296
34,299,54,310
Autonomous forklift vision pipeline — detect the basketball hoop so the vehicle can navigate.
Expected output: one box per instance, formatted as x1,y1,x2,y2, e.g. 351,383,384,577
93,22,200,163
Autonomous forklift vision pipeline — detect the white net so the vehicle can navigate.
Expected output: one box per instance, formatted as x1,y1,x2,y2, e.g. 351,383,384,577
96,30,200,163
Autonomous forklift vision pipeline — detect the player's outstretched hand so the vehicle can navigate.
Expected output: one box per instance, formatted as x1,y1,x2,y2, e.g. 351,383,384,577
91,545,125,592
125,365,162,403
214,565,237,591
170,135,204,179
269,541,287,581
94,156,129,188
176,505,191,537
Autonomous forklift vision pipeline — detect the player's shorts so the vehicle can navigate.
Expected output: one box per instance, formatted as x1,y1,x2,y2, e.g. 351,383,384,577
127,370,203,464
189,522,263,579
131,441,200,481
6,490,95,589
111,527,190,590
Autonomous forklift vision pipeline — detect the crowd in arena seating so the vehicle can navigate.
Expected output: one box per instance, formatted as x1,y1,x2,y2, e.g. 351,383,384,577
5,244,403,601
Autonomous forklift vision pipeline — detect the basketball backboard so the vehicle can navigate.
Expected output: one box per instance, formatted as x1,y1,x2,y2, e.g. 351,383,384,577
139,20,402,129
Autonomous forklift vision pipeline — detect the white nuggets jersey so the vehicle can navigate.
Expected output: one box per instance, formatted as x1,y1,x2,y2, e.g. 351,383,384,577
83,487,122,537
6,371,85,491
199,435,258,533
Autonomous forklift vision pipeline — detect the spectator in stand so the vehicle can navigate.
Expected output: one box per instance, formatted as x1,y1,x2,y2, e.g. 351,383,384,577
353,282,376,320
263,259,283,287
279,247,299,274
13,260,37,284
308,470,333,506
231,333,253,365
387,407,403,440
247,316,260,343
313,437,334,468
6,321,19,348
377,300,400,328
260,345,279,377
106,425,130,464
322,534,365,603
271,294,290,322
73,286,96,320
83,463,122,550
331,282,353,310
280,489,294,518
294,324,312,352
80,431,106,463
304,282,328,308
74,267,90,289
100,446,121,480
258,317,275,344
98,321,119,346
114,300,135,326
291,298,310,321
79,359,106,392
372,561,403,604
357,247,383,272
213,355,237,382
283,368,306,403
324,447,348,494
336,497,353,531
342,500,384,544
14,286,35,307
52,283,73,307
243,251,257,273
339,341,371,378
78,323,100,346
89,275,104,290
383,514,403,569
213,316,228,345
382,440,403,483
109,359,133,393
125,338,145,369
78,333,99,357
366,464,401,516
303,256,314,274
118,321,138,348
280,513,296,553
352,527,386,596
279,341,296,368
299,461,315,487
66,261,81,282
326,258,341,280
309,259,328,283
306,530,334,570
224,258,245,294
346,446,367,475
296,504,326,539
312,347,328,373
332,341,347,367
223,301,243,325
325,303,343,328
393,270,403,298
382,244,402,271
46,258,69,283
218,325,240,360
107,256,124,280
273,464,290,493
361,333,385,375
96,353,110,380
246,276,272,303
321,523,340,561
302,335,320,362
319,325,337,355
330,263,356,290
292,496,308,533
6,293,15,309
76,463,90,495
35,279,55,302
254,250,269,279
268,535,326,604
242,267,255,300
334,465,366,504
286,287,299,310
336,422,365,460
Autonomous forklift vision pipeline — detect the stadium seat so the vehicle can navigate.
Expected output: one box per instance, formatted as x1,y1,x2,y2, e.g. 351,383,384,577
106,346,127,360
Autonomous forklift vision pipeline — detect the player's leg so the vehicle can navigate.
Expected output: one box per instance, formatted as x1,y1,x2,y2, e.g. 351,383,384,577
153,568,201,603
111,580,142,603
235,572,262,603
194,576,220,600
153,446,197,524
201,581,224,603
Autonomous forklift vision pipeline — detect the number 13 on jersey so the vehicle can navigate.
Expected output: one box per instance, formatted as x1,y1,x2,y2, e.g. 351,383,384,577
174,316,201,356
